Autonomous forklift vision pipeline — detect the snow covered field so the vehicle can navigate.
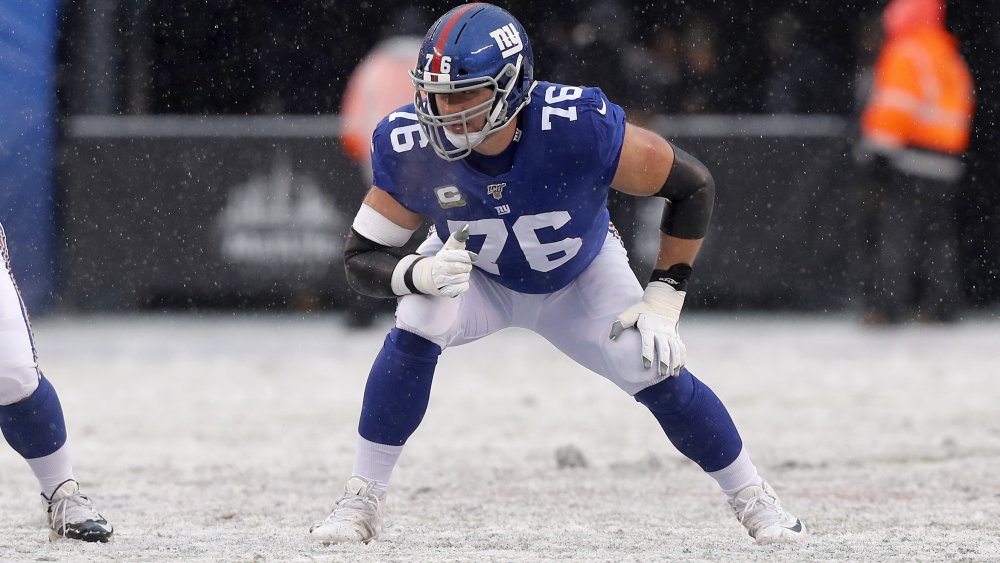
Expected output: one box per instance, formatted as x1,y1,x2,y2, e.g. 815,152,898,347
0,313,998,561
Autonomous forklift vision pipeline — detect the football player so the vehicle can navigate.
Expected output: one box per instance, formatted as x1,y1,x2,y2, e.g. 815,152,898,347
311,3,805,545
0,224,113,542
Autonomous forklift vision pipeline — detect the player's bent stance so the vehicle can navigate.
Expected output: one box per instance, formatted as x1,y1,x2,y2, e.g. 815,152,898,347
0,224,113,542
311,3,805,546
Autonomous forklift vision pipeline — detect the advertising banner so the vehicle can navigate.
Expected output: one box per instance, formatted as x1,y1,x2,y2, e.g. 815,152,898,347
61,117,364,309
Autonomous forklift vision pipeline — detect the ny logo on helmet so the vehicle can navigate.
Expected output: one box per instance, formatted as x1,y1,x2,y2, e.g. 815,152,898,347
489,24,523,58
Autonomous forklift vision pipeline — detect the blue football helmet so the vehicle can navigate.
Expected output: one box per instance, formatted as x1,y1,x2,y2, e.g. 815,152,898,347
410,3,536,160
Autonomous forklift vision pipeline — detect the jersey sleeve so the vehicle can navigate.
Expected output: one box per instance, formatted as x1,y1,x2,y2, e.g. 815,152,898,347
370,104,428,195
578,87,627,186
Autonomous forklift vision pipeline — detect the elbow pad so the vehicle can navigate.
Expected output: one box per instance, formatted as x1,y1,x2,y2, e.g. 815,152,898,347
654,144,715,239
343,229,408,298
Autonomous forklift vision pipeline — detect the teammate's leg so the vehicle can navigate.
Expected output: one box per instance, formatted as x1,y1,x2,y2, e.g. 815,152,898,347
534,234,804,543
310,269,513,543
0,225,112,542
0,262,74,496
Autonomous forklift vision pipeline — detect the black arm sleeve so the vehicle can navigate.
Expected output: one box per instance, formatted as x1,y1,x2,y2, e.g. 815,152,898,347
343,228,420,299
654,144,715,239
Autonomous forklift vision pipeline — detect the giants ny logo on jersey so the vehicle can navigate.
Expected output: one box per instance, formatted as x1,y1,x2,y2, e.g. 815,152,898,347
489,24,523,58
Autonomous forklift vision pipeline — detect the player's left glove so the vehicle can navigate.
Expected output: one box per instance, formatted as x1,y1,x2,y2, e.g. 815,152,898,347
609,279,686,378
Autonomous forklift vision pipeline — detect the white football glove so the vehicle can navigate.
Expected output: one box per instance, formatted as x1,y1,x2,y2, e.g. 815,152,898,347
609,281,687,377
412,225,477,298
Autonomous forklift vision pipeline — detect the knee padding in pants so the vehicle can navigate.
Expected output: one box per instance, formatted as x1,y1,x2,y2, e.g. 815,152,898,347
0,365,40,406
633,367,696,415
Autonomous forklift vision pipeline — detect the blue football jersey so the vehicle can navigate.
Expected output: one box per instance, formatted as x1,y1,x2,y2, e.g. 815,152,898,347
371,81,627,294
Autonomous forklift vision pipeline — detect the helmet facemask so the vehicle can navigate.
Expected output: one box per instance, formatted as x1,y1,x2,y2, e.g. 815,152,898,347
411,55,526,161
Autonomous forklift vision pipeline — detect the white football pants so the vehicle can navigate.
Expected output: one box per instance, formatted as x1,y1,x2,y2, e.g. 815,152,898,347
0,224,41,405
396,232,669,395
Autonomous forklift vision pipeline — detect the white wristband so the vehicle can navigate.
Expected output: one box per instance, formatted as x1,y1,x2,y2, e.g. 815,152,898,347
645,281,685,323
390,254,424,296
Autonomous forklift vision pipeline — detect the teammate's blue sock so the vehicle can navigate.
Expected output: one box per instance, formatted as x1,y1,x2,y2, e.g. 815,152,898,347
358,328,440,446
634,368,743,472
0,376,68,459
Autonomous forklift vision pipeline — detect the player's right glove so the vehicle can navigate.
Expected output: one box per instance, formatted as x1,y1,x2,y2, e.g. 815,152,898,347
411,225,477,298
609,271,688,378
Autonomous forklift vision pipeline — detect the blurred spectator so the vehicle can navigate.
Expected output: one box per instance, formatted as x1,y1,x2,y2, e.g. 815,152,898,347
854,0,974,324
623,27,686,119
762,11,829,114
557,0,643,108
678,15,727,113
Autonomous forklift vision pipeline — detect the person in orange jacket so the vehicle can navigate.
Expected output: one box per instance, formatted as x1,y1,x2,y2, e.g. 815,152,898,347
855,0,974,324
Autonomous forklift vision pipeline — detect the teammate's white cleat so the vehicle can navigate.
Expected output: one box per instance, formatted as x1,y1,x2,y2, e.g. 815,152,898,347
43,479,114,542
309,475,386,544
729,481,806,545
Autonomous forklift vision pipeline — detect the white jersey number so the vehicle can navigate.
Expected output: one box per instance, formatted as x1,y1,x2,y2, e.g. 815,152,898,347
447,211,582,275
541,86,582,131
388,112,428,153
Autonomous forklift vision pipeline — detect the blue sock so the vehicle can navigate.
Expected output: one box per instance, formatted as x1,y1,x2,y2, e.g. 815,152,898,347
0,376,68,459
634,368,743,472
358,328,440,446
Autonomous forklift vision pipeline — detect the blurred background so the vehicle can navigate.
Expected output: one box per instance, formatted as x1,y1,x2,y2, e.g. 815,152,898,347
2,0,998,321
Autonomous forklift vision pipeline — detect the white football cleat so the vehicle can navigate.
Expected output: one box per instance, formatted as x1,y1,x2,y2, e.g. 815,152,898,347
309,475,386,544
43,479,113,542
729,481,806,544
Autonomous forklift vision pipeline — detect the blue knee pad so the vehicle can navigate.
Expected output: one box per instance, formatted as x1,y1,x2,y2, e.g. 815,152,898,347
0,375,67,459
358,328,441,446
634,368,743,472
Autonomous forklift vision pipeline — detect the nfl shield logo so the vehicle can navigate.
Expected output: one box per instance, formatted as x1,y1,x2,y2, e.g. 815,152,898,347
487,182,506,200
